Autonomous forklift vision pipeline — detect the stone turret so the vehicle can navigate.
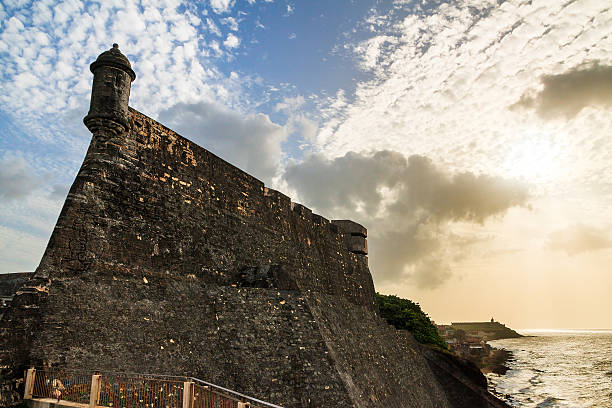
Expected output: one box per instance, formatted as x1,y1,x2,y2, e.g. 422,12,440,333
83,44,136,135
331,220,368,255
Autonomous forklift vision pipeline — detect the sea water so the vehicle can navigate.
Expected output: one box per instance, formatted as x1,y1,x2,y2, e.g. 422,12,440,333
487,330,612,408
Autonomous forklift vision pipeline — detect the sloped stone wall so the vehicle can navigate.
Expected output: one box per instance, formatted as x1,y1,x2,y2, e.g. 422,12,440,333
1,108,505,407
30,273,355,407
36,109,374,309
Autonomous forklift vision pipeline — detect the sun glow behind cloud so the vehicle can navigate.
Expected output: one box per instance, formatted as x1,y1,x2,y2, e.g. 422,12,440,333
501,135,561,184
314,0,612,183
299,0,612,328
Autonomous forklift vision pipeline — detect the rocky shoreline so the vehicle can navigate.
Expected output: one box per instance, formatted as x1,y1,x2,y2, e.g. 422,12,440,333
436,321,521,377
479,348,512,375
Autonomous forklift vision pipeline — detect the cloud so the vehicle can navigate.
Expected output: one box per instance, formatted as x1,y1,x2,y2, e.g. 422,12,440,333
0,155,41,200
224,33,240,49
283,150,529,287
370,226,441,287
0,154,72,203
0,225,46,273
513,62,612,119
412,258,451,290
0,170,71,272
274,95,305,113
547,224,612,255
0,0,256,122
159,102,287,182
314,0,612,195
284,151,528,222
353,35,398,72
206,18,222,36
49,184,70,202
220,16,239,31
210,0,235,14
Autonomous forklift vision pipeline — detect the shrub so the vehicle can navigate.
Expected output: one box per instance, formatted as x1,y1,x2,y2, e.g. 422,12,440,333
376,293,447,349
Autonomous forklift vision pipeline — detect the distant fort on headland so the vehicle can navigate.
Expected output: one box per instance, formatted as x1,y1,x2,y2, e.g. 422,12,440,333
450,320,522,341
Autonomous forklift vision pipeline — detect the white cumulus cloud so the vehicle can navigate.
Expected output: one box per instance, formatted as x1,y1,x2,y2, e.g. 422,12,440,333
223,33,241,49
209,0,235,14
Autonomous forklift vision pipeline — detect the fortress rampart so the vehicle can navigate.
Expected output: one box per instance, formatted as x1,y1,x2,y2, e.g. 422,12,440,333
0,45,508,408
39,106,373,308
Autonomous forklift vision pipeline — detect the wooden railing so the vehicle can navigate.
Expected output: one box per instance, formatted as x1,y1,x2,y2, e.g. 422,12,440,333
24,368,283,408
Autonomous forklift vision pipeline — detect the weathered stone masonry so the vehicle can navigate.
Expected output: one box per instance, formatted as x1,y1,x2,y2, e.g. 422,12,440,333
0,45,508,408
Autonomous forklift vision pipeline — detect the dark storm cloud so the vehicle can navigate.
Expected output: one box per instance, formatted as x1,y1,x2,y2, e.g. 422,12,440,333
547,224,612,255
0,156,41,201
284,151,528,223
513,61,612,119
369,225,442,287
284,151,529,288
159,102,287,183
412,258,452,290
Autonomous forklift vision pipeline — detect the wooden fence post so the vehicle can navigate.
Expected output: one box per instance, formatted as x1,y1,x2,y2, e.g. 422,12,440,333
23,368,36,399
182,381,194,408
89,374,101,408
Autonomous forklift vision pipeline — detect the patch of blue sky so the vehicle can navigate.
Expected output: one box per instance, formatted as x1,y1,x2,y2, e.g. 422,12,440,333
198,0,406,159
0,110,87,182
191,1,390,110
234,1,374,93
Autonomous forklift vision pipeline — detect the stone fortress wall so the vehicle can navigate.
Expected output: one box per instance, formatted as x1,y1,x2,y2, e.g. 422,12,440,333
0,45,508,408
48,106,374,308
19,100,447,407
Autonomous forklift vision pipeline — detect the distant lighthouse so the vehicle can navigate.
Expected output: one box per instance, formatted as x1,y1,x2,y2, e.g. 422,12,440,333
83,43,136,136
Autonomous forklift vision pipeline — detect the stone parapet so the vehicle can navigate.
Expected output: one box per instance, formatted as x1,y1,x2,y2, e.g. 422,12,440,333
330,220,367,237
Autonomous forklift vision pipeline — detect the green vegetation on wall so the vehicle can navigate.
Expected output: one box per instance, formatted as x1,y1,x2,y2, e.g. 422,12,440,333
376,293,447,349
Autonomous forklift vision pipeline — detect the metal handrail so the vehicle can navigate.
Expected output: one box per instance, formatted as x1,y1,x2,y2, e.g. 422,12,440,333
190,377,284,408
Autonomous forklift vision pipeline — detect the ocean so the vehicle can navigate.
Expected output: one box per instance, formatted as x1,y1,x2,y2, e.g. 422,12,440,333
487,330,612,408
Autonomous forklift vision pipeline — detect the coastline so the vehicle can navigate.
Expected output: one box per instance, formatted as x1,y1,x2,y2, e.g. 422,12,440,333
484,331,612,407
479,348,512,375
436,321,521,380
480,335,537,376
481,345,515,405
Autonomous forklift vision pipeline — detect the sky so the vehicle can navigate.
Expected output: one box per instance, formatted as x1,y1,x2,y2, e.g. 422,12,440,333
1,0,611,329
